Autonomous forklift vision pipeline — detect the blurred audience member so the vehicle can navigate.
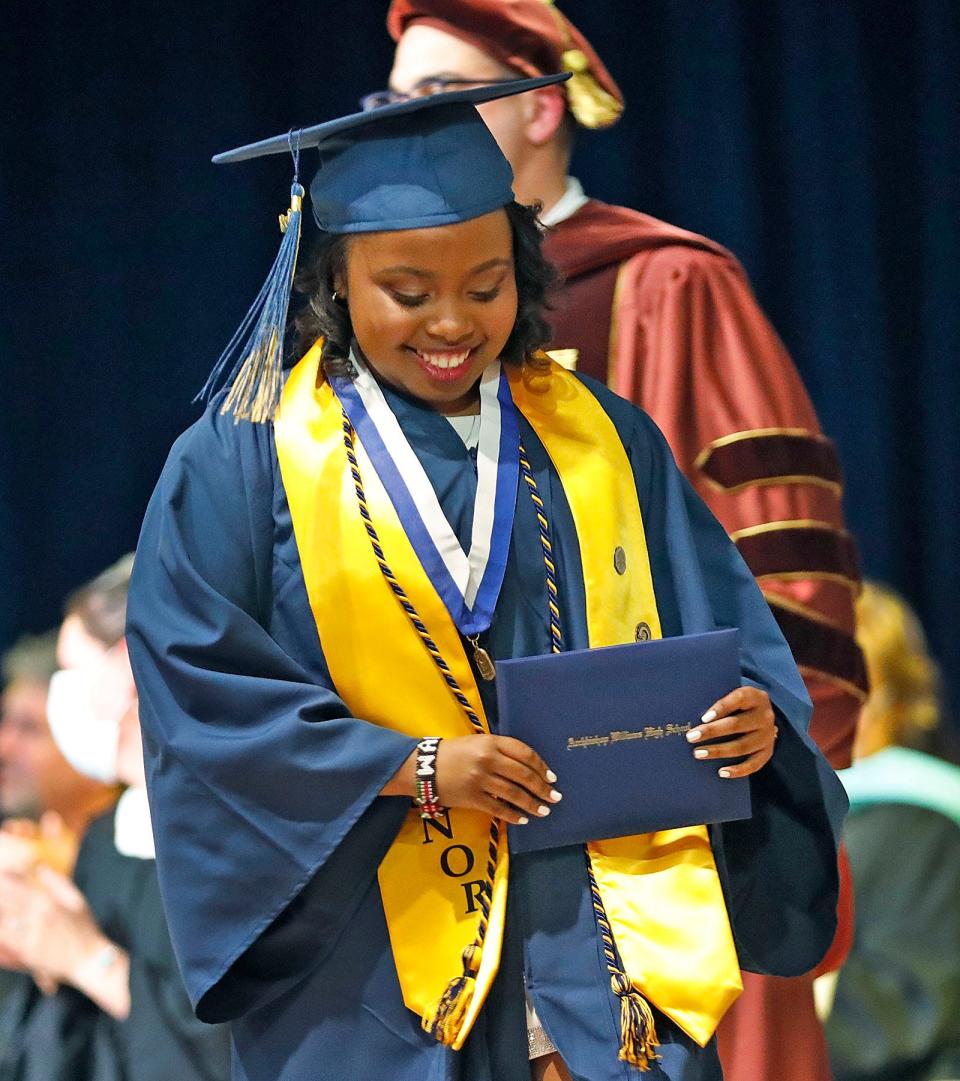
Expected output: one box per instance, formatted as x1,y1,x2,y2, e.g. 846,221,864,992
0,556,230,1081
0,630,120,1077
0,630,116,866
823,582,960,1080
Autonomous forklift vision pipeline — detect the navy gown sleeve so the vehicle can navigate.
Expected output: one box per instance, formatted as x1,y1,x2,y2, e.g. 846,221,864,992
126,404,417,1023
584,377,848,978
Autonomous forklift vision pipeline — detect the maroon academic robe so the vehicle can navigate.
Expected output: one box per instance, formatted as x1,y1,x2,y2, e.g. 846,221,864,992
543,199,865,1081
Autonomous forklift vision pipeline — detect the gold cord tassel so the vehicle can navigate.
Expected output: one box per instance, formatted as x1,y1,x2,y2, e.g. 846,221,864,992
560,48,624,129
611,972,661,1070
538,1,624,129
422,944,480,1045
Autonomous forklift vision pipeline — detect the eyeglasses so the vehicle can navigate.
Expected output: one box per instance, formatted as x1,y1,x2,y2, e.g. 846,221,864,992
359,76,522,112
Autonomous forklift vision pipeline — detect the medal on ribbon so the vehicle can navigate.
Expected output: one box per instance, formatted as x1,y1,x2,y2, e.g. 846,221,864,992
331,356,519,677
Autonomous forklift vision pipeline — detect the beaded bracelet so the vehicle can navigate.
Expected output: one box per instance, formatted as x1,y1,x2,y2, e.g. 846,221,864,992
413,736,446,820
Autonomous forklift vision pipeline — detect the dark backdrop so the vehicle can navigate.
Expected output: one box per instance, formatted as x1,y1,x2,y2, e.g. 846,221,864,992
3,1,958,720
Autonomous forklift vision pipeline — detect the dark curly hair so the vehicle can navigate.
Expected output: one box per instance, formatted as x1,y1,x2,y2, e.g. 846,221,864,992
292,201,556,379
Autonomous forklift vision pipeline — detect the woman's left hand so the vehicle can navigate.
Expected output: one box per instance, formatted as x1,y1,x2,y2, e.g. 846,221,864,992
686,686,778,778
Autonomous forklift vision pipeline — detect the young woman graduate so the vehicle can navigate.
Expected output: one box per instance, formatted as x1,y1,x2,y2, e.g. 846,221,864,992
126,75,848,1081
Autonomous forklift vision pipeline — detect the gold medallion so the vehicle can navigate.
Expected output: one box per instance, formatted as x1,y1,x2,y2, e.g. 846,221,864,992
468,635,497,681
473,645,497,681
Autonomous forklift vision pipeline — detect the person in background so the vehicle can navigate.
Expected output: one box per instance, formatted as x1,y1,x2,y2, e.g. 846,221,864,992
0,631,116,868
822,582,960,1081
0,556,231,1081
0,630,120,1079
382,4,865,1078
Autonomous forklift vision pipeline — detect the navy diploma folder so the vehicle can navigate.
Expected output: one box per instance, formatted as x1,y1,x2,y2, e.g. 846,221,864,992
496,629,752,853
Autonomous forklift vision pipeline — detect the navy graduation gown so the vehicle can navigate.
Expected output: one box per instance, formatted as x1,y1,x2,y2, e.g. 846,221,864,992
127,373,846,1081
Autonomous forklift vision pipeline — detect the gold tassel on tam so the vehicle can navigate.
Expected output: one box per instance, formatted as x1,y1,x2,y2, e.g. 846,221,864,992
423,943,480,1044
540,0,624,129
559,48,624,129
611,972,661,1070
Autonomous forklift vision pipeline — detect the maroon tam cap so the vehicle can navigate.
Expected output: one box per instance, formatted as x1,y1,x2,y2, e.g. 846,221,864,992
387,0,624,129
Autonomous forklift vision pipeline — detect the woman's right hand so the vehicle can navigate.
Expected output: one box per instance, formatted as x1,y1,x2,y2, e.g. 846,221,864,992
438,735,562,825
382,735,562,826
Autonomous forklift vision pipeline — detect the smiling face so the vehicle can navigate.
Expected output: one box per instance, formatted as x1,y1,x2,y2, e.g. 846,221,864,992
339,208,518,414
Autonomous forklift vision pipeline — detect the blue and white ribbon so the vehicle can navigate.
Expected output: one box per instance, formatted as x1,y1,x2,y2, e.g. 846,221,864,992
332,356,519,636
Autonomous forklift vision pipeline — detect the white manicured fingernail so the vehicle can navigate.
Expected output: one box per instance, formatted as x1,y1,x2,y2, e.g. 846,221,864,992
545,769,558,783
518,816,529,825
687,729,702,742
701,709,717,723
718,768,731,778
694,749,709,759
537,805,551,817
549,790,563,802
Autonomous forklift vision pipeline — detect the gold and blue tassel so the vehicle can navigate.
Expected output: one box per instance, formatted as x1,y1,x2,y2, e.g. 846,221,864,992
424,942,481,1044
197,165,305,423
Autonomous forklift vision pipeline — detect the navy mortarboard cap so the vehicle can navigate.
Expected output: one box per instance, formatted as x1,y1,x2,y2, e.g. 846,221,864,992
214,74,568,232
199,73,569,423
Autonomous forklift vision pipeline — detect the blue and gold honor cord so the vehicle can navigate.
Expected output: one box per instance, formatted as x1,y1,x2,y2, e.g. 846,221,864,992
343,412,498,1041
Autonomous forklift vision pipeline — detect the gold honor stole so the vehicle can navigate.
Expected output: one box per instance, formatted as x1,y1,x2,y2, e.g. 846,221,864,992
275,344,742,1050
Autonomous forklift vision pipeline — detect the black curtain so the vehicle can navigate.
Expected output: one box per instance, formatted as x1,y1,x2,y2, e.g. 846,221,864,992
3,1,958,720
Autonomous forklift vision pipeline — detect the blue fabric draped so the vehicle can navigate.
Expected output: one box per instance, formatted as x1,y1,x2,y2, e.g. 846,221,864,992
126,373,844,1080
